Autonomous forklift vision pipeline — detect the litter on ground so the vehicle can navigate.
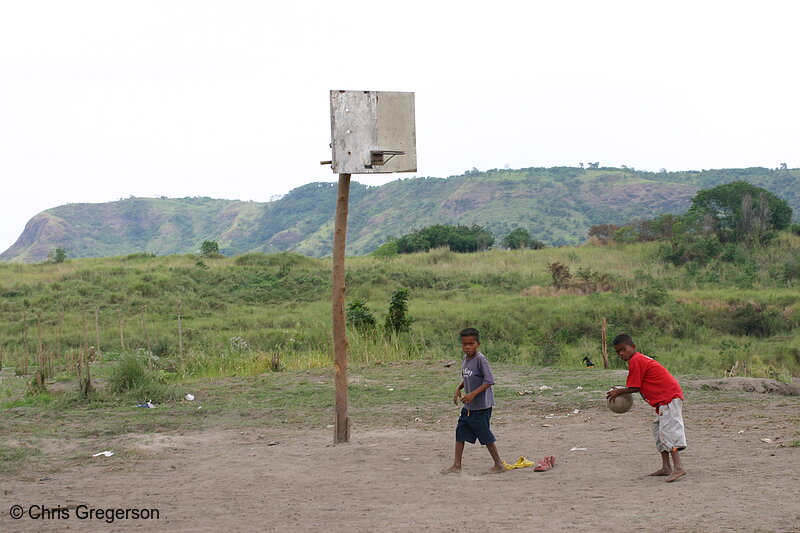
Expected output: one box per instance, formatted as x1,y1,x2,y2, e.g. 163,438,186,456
92,451,114,457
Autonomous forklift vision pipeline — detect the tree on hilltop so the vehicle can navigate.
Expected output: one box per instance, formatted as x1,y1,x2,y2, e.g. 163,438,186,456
502,228,545,250
200,240,220,256
688,181,792,245
47,247,67,264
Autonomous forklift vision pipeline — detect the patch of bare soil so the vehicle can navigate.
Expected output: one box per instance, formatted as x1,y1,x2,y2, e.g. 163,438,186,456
3,389,800,533
689,377,800,396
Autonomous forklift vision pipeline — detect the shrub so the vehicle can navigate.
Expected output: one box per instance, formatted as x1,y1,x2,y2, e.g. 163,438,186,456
234,252,317,269
394,224,494,253
783,256,800,281
548,262,572,289
689,181,792,244
371,239,398,258
502,228,532,249
385,288,412,333
121,252,156,261
108,353,174,402
721,303,785,337
346,298,377,331
636,284,669,306
536,331,562,364
660,235,723,266
47,247,67,264
574,267,615,293
200,240,220,256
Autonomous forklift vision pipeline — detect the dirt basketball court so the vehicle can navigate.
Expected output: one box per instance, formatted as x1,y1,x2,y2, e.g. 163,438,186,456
2,378,799,532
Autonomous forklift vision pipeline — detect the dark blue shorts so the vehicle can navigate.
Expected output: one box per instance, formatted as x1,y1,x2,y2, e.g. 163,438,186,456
455,407,496,445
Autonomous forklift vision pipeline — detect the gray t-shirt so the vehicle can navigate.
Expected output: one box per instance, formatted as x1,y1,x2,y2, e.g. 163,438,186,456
461,352,495,410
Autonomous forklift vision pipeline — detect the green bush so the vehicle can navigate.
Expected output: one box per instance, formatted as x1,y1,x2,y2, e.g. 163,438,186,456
636,284,669,306
121,252,156,261
722,304,786,338
346,298,377,331
47,247,67,264
547,262,571,288
395,224,494,253
783,256,800,281
502,228,544,250
234,251,317,269
108,353,174,402
385,288,412,333
200,240,220,256
371,240,398,258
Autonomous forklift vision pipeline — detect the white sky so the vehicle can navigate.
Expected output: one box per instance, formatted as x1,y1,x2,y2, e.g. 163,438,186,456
2,0,799,252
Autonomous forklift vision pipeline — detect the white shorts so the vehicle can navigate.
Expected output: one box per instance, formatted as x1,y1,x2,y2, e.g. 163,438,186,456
652,398,687,452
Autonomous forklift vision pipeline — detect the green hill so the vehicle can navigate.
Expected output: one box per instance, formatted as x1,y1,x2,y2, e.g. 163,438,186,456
3,166,799,262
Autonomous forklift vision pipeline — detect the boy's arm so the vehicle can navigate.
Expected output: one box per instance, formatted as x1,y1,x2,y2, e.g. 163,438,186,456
461,382,492,405
452,381,464,405
608,355,642,399
606,386,640,399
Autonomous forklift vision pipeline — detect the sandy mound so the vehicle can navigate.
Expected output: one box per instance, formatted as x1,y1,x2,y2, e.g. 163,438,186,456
690,377,800,396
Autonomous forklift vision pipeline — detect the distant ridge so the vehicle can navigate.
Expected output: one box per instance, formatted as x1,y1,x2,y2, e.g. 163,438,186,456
2,166,798,262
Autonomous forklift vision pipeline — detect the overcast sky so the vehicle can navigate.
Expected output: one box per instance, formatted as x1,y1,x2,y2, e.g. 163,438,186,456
2,1,799,253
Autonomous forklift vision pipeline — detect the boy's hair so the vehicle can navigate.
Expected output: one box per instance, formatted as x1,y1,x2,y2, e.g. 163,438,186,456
460,327,480,341
612,333,634,346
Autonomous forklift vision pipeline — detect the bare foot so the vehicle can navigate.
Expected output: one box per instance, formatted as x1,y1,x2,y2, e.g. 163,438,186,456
441,466,462,475
648,468,672,476
486,465,505,474
666,469,686,482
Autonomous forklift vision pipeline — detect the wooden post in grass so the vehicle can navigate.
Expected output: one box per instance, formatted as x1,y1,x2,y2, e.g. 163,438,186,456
141,305,151,357
80,310,93,397
601,317,609,369
66,349,76,376
117,308,126,352
94,306,102,362
177,300,184,357
57,310,64,369
36,313,45,379
36,313,54,379
19,349,29,375
22,311,31,364
331,173,352,444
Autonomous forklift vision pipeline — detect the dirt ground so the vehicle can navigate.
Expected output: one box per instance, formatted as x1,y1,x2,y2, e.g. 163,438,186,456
3,382,800,532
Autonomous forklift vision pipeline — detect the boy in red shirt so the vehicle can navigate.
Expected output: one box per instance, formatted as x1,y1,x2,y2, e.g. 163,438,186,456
607,333,687,482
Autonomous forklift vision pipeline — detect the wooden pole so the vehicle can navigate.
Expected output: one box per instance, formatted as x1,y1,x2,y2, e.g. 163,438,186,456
36,313,45,377
22,311,30,363
177,300,184,357
34,313,46,389
94,307,102,362
80,310,93,397
57,310,64,370
601,317,609,369
117,308,125,352
332,173,352,444
141,305,151,357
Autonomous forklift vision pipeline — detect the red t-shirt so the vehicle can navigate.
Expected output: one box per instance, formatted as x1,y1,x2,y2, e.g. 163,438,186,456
626,352,683,408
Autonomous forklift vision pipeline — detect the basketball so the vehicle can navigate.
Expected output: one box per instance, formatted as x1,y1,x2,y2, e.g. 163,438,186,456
607,390,634,413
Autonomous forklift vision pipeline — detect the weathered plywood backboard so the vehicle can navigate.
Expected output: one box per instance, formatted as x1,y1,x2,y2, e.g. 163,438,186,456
330,90,416,174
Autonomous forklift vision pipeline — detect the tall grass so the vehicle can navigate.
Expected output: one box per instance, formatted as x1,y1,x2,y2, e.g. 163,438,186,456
0,238,799,383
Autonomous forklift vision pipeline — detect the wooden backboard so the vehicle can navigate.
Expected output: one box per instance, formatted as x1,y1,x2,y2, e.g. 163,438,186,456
329,90,416,174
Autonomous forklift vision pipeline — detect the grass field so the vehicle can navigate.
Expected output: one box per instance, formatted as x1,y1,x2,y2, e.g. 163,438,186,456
0,235,798,406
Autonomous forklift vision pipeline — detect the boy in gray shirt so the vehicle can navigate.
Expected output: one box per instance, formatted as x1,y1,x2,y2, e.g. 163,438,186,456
442,327,505,474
